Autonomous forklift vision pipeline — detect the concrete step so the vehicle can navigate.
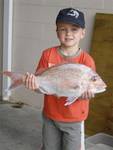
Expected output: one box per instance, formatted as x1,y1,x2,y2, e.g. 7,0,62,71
86,133,113,147
87,143,113,150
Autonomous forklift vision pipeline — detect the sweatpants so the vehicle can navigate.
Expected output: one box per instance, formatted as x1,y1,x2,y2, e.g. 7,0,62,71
41,115,85,150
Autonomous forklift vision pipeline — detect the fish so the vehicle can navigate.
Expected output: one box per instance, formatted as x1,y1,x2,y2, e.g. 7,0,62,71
2,63,107,106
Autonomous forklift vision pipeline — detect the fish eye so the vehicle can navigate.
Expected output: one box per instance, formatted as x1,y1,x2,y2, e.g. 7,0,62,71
91,76,97,82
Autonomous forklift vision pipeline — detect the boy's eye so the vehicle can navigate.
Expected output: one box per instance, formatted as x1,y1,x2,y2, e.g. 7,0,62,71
71,28,78,31
57,28,66,32
59,28,65,31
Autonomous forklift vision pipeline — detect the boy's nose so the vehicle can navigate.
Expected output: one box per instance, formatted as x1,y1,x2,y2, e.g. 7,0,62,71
65,29,73,35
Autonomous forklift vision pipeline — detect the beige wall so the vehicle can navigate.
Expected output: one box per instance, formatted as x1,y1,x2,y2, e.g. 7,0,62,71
11,0,113,109
0,0,3,99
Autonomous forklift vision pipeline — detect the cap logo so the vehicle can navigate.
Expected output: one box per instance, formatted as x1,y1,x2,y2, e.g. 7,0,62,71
67,9,79,18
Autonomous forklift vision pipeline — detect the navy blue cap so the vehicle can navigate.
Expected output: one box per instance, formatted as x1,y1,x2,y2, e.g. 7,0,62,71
56,8,85,28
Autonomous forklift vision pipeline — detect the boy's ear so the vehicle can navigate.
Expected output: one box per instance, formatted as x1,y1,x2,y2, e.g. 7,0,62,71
81,29,86,39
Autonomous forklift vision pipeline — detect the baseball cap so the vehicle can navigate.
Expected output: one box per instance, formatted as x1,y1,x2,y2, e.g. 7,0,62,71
56,8,85,28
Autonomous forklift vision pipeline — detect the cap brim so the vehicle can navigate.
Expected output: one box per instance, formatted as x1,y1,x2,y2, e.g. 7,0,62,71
56,17,85,28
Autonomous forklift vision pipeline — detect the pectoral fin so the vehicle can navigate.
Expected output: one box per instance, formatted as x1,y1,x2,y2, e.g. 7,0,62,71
64,96,78,106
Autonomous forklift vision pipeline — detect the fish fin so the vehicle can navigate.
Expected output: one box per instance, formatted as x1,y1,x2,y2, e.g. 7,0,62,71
3,71,23,90
38,86,48,94
35,62,78,75
64,96,78,106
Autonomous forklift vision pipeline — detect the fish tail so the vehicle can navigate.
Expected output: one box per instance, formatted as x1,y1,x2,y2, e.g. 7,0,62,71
2,71,23,90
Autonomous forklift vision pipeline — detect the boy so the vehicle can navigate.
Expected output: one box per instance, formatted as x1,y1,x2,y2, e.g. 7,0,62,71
23,8,96,150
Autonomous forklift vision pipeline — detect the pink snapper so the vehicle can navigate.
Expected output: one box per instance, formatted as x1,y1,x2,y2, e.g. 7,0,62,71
2,63,107,106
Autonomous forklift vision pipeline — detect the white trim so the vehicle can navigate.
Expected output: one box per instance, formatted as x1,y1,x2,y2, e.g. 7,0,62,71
81,121,85,150
2,0,13,100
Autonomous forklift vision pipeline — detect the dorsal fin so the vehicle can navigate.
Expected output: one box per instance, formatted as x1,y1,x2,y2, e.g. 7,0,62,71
35,62,78,76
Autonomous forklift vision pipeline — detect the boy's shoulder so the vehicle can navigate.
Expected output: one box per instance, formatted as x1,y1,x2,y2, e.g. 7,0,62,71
43,46,58,53
80,49,95,70
81,49,90,55
81,49,93,59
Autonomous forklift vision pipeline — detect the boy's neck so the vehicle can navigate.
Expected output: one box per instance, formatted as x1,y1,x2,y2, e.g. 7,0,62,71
59,45,80,57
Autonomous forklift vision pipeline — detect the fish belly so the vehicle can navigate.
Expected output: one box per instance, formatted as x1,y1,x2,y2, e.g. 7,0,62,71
38,76,82,98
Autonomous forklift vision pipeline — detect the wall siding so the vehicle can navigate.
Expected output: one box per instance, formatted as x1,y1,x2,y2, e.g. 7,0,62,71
0,0,3,99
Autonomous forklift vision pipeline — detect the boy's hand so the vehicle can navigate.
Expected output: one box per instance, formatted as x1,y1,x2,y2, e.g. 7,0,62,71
22,72,39,90
80,90,95,99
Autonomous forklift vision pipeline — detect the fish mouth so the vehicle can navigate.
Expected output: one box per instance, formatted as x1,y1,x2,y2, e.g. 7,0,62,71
95,88,106,93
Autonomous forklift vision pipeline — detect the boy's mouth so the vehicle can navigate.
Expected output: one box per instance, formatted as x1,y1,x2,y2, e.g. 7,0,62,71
65,38,73,41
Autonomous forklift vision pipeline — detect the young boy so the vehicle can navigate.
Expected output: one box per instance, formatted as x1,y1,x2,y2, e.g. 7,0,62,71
23,8,96,150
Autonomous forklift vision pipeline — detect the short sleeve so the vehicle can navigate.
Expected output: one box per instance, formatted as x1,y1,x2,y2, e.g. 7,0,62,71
35,51,48,75
82,51,96,71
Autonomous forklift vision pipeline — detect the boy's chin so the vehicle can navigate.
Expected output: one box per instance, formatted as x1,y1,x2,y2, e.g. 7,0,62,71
62,44,76,48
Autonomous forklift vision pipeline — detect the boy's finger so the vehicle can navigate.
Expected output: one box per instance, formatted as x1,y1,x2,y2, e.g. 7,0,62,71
29,74,34,89
31,75,36,90
22,72,30,83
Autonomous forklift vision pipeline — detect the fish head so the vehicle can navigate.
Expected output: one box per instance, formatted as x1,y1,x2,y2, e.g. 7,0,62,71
88,71,107,94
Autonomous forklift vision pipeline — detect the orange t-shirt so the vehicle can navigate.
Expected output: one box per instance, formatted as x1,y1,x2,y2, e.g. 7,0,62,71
35,46,96,122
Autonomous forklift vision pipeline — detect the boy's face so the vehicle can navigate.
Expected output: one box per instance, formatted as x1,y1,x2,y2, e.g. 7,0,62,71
56,22,85,48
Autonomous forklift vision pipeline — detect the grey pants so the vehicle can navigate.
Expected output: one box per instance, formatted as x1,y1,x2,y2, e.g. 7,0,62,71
41,115,84,150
